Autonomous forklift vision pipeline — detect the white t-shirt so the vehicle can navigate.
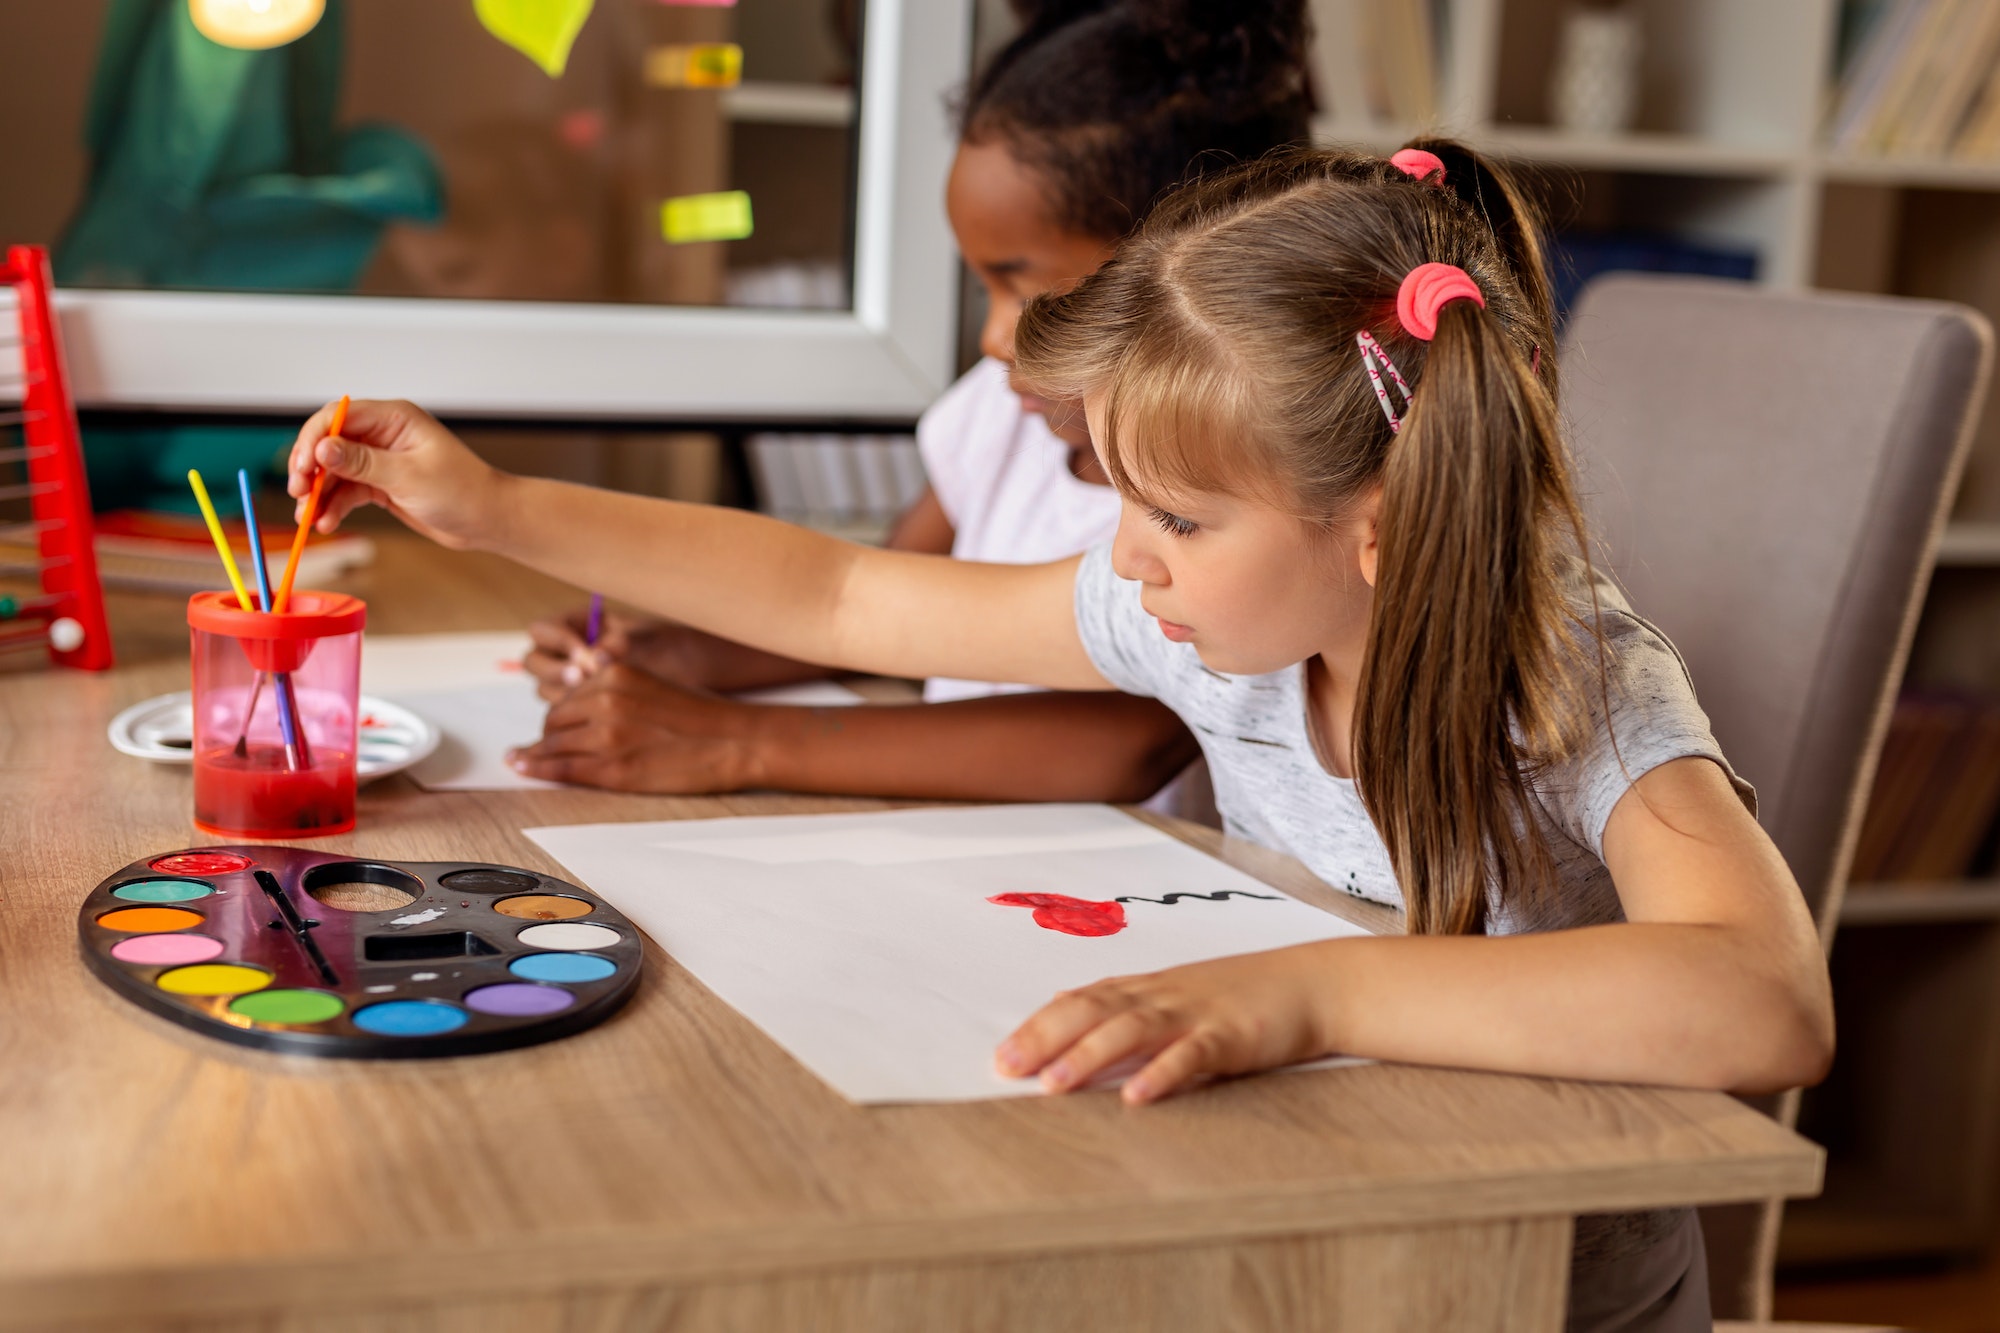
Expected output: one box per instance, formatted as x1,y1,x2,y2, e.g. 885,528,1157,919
1071,542,1755,934
918,358,1122,703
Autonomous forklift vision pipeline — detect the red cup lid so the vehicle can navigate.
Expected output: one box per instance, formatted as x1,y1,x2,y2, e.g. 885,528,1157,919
186,590,366,640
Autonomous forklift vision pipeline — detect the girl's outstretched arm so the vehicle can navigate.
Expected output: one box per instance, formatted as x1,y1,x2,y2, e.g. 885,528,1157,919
287,399,1107,691
1000,756,1835,1103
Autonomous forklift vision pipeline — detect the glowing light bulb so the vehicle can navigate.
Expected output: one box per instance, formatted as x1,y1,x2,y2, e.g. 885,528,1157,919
188,0,325,50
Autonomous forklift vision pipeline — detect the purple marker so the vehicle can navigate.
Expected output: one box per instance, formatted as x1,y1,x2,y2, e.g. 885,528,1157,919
586,593,604,647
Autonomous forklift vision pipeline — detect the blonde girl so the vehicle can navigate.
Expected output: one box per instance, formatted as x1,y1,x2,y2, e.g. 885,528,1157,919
290,143,1831,1331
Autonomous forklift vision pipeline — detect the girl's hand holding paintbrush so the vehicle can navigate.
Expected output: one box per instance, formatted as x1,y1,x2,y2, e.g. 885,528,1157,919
287,398,509,552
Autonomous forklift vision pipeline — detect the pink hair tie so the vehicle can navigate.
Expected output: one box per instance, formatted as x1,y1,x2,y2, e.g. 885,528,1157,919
1396,262,1485,341
1389,148,1446,183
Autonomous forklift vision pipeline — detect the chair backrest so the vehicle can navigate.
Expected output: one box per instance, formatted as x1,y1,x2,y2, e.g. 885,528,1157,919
1563,276,1990,1323
1563,275,1991,940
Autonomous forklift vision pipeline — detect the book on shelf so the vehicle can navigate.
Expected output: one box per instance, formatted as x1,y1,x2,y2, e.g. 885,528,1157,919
1901,0,2000,154
1827,0,2000,160
1849,691,2000,887
1306,0,1374,127
1956,54,2000,159
0,509,375,596
1311,0,1438,128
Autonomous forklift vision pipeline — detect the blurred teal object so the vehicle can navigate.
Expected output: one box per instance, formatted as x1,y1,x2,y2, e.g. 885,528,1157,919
55,0,441,292
80,421,296,516
55,0,441,510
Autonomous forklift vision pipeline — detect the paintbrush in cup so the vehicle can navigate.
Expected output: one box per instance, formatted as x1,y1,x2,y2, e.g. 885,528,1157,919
237,469,310,770
188,470,289,768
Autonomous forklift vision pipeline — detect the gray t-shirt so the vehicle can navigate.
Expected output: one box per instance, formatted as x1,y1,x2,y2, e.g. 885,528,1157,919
1074,540,1754,1297
1072,542,1753,936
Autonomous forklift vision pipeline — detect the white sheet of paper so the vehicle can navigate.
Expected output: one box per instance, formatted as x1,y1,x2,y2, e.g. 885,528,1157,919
526,803,1373,1104
396,678,561,791
363,633,552,790
362,632,533,696
363,633,865,791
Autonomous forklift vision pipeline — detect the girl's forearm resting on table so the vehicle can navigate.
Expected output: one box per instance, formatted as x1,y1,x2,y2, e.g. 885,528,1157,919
481,474,1101,690
1301,758,1834,1093
1297,921,1830,1094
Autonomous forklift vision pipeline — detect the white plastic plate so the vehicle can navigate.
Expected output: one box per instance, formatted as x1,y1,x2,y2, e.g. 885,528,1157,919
107,692,440,785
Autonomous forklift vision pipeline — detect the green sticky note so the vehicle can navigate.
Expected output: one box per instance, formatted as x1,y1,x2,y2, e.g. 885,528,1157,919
661,191,754,243
474,0,595,78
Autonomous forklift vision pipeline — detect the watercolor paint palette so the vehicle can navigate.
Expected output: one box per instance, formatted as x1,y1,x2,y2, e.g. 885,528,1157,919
79,846,642,1058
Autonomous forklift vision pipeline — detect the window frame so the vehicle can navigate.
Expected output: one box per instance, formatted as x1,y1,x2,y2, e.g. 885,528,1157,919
51,0,970,423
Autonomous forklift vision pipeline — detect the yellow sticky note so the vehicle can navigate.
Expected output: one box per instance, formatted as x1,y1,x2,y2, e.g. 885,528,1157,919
661,191,754,243
644,43,743,89
474,0,596,78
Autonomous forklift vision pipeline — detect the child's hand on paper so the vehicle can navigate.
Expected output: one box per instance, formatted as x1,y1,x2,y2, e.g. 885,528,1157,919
995,948,1335,1106
523,610,729,703
504,662,762,791
286,398,504,550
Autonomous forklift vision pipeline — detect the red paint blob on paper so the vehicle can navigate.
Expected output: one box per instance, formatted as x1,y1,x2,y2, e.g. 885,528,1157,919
989,892,1126,937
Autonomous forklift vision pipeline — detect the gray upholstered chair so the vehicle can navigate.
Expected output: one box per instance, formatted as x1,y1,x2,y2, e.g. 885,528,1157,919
1561,274,1992,1324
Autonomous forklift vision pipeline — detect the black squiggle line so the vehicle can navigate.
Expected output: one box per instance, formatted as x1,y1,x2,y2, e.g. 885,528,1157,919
1113,890,1285,906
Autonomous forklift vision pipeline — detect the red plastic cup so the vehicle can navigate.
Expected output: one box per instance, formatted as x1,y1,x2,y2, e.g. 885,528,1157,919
187,591,367,839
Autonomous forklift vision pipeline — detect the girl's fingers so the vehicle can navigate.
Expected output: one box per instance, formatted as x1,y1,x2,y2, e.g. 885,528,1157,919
312,481,367,531
509,716,609,769
598,615,637,657
538,689,606,734
289,397,414,507
507,745,594,785
286,399,344,497
995,985,1124,1077
527,616,586,658
1038,1009,1164,1093
565,645,610,685
1123,1033,1220,1106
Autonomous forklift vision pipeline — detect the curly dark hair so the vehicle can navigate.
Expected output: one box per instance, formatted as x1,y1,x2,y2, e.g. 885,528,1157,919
959,0,1312,240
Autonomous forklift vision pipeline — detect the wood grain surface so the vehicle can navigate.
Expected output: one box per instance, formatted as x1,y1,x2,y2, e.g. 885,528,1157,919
0,530,1822,1330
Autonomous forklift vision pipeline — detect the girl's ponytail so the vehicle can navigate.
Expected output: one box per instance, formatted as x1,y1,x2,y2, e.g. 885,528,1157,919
1402,137,1558,396
1355,289,1588,934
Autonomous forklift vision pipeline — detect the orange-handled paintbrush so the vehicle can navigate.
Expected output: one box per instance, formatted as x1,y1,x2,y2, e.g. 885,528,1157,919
276,394,347,613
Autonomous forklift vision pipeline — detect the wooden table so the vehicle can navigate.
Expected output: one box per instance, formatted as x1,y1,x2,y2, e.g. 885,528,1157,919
0,533,1822,1332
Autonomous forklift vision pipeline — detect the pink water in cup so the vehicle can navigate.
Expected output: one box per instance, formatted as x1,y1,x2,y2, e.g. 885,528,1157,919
187,590,366,838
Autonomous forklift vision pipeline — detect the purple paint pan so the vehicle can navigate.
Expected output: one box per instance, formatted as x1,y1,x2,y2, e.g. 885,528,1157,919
464,983,575,1017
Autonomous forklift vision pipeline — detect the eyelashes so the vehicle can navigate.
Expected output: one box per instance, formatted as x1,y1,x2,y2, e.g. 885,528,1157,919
1148,506,1198,538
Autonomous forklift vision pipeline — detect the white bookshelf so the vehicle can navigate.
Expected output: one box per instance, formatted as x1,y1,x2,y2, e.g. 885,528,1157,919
1309,0,2000,290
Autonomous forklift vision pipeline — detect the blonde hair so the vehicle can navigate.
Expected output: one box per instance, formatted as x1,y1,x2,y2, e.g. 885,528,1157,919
1014,142,1595,935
